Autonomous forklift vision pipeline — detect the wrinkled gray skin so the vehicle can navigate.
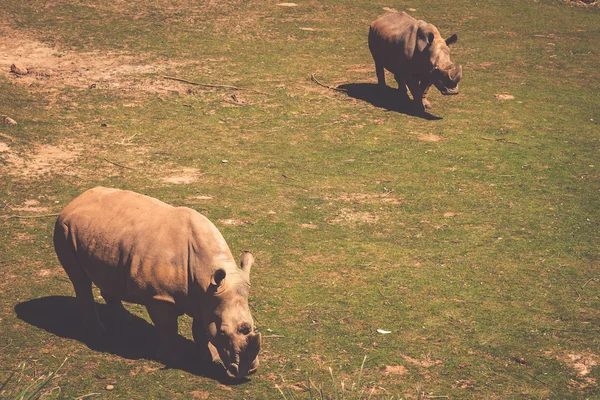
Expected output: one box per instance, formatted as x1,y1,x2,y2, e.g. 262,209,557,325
53,187,260,379
368,11,463,113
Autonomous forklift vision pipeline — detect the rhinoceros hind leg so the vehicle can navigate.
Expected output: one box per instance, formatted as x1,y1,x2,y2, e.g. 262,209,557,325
192,318,220,363
56,248,105,338
375,63,386,87
101,292,130,332
146,300,182,363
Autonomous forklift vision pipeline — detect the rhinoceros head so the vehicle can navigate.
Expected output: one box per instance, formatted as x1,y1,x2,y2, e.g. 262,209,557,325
424,32,462,96
204,251,260,378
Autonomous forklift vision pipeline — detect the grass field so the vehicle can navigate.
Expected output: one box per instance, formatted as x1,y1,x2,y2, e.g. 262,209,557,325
1,0,599,398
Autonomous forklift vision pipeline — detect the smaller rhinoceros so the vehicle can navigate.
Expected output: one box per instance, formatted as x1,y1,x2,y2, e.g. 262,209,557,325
368,11,463,113
53,187,260,378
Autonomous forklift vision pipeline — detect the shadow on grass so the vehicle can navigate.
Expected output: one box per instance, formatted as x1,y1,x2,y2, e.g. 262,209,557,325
337,83,442,121
14,296,247,385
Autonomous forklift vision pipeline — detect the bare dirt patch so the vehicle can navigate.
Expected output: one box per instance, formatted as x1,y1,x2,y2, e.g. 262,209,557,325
218,218,246,226
382,365,409,376
402,354,443,368
330,192,403,206
413,132,446,142
38,267,64,278
10,199,50,213
0,24,190,95
328,208,379,226
189,390,210,399
560,351,598,376
16,232,36,242
1,142,81,178
161,167,204,184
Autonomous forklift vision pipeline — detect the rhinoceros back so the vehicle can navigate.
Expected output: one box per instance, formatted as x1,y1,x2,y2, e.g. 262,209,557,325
53,187,230,308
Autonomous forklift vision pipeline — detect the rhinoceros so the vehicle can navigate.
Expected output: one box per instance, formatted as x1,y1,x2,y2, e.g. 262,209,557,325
368,11,463,113
53,187,260,378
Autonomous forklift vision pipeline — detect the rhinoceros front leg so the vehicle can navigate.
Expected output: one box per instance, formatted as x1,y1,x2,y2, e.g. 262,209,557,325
393,73,410,101
405,77,425,113
192,318,220,363
146,300,182,363
420,80,433,110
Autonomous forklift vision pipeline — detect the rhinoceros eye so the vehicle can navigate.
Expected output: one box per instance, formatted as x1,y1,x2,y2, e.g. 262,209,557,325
239,323,251,335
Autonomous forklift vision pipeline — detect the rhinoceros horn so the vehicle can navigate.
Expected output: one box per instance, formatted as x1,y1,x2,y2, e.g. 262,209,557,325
451,65,463,83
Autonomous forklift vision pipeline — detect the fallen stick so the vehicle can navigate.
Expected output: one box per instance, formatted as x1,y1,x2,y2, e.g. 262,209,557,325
160,75,269,95
103,158,136,170
2,213,60,220
481,137,519,145
582,277,598,289
310,74,346,92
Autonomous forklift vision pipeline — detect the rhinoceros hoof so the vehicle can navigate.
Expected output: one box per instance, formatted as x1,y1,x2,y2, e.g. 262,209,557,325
423,99,432,109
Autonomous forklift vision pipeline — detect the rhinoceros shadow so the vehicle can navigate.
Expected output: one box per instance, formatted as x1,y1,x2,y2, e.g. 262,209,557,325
14,296,247,384
337,83,443,121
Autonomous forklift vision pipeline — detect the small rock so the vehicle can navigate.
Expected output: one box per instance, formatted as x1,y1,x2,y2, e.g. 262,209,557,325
10,63,28,75
221,160,228,164
106,385,114,391
3,116,17,125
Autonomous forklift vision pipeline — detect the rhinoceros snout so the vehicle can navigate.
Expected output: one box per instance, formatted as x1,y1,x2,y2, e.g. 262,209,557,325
227,363,240,377
225,356,259,378
441,86,459,95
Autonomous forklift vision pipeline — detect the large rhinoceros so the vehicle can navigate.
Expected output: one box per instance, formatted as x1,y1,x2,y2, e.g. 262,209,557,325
368,11,463,113
53,187,260,378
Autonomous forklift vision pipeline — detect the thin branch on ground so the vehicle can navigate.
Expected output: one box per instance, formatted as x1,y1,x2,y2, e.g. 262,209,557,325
310,73,347,92
114,133,139,146
2,213,60,221
582,277,598,289
160,75,270,95
481,137,519,145
377,287,391,306
103,158,136,170
525,371,553,392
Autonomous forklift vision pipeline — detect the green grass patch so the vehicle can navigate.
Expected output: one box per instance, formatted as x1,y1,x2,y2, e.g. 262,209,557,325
1,0,599,398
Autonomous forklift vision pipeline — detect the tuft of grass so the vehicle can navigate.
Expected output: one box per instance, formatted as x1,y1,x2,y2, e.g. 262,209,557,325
0,358,68,400
278,356,399,400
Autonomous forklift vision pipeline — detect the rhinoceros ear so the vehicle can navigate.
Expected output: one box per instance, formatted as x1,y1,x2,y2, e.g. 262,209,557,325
445,33,458,46
211,268,227,287
239,250,254,274
416,28,435,53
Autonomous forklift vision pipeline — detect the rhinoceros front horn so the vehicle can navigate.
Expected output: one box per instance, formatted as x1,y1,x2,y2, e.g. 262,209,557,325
452,65,463,83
